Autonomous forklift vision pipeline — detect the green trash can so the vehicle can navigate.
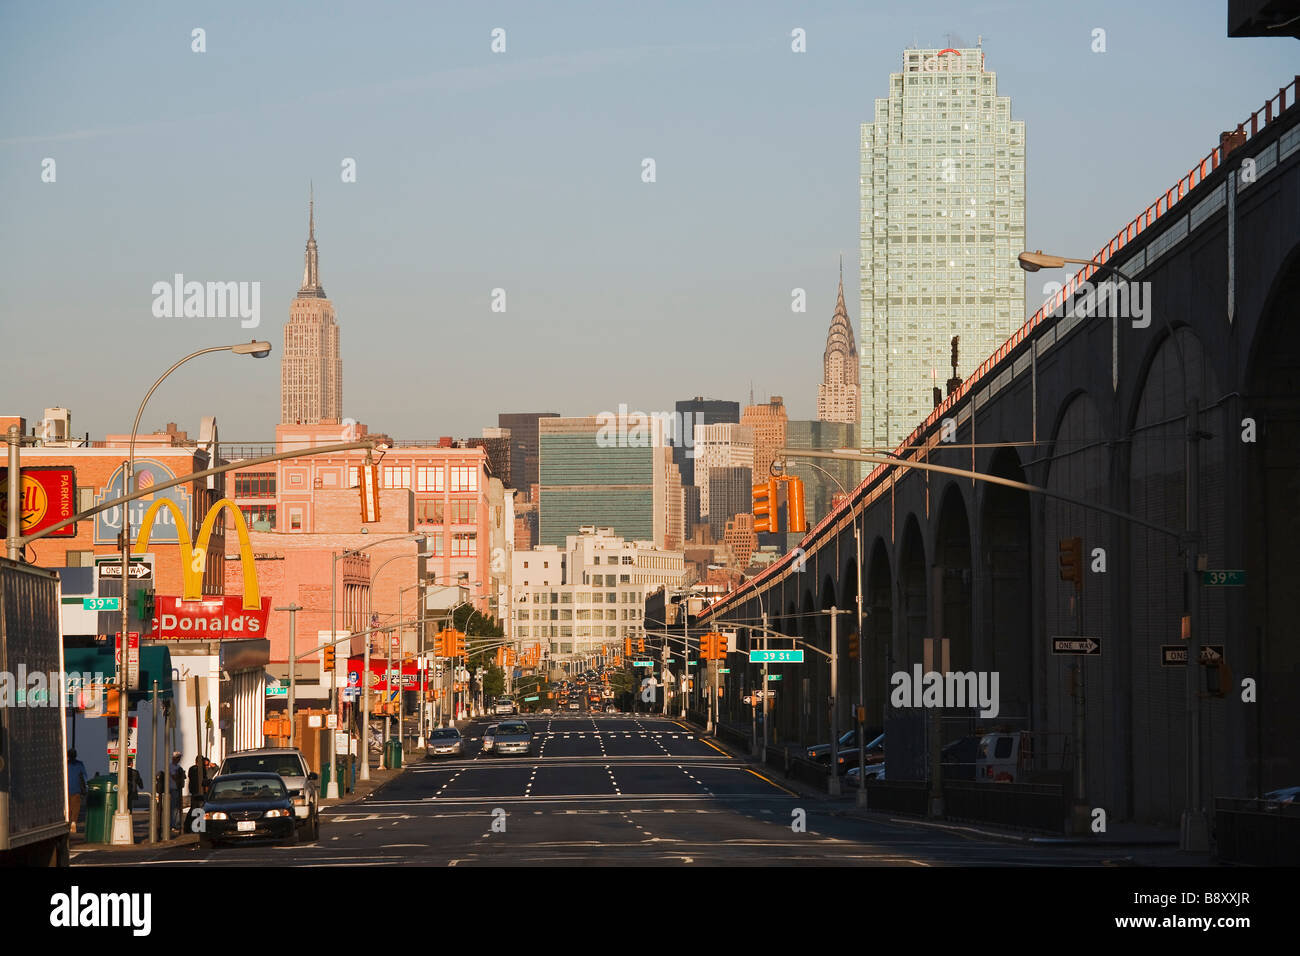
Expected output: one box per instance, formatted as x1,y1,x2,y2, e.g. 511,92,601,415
84,775,118,844
385,738,402,769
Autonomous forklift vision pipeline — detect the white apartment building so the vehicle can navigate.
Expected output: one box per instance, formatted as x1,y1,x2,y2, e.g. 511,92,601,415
512,526,686,656
691,422,754,518
860,45,1025,451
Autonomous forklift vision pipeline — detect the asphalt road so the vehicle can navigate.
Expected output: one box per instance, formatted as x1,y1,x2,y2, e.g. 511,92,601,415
72,715,1142,867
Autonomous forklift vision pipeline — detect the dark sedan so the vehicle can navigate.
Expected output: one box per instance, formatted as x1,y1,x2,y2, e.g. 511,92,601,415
199,773,297,848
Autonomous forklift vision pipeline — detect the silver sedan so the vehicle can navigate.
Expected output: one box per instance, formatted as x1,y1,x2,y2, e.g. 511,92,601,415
426,727,464,758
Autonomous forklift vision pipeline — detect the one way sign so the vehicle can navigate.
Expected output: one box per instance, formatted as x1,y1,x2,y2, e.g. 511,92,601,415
1051,637,1102,656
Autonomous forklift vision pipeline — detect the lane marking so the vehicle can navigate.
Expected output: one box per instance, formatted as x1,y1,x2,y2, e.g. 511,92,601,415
745,768,798,797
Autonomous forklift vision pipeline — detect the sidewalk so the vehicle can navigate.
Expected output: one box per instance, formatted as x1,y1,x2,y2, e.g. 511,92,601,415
689,717,1212,866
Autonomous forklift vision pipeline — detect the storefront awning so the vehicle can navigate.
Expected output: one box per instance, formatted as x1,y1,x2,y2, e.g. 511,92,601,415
63,645,174,700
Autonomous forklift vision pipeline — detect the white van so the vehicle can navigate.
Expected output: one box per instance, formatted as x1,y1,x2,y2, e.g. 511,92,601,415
975,731,1033,783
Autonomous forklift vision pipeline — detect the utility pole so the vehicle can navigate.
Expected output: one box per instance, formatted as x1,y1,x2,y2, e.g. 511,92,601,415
277,604,302,749
361,616,373,782
927,566,945,819
1182,396,1209,851
761,611,770,755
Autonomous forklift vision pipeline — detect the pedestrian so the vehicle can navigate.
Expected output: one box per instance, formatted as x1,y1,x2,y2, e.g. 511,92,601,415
169,752,184,833
67,750,88,835
128,764,143,808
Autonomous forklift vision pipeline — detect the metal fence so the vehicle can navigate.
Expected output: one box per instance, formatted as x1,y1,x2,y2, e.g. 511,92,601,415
943,781,1068,833
1214,797,1300,865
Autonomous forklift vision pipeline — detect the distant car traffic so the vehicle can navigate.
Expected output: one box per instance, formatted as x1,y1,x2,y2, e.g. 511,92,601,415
426,727,464,758
492,720,532,755
199,773,297,848
218,747,318,840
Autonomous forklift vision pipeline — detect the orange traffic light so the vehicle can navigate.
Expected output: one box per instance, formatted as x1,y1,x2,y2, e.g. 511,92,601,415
1058,537,1083,592
786,476,806,534
322,645,336,672
716,633,729,657
625,638,633,656
454,632,467,658
638,637,645,653
752,478,778,533
848,632,860,660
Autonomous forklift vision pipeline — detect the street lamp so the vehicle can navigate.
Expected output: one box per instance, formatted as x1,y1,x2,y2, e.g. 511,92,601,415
1018,248,1206,850
112,340,271,846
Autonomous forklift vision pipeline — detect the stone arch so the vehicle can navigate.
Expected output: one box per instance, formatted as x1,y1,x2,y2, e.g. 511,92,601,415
979,447,1032,728
864,537,893,736
1128,325,1228,825
1243,241,1300,794
935,482,972,672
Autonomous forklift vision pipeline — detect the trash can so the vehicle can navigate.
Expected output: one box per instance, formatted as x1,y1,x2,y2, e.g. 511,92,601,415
84,775,118,844
385,738,402,769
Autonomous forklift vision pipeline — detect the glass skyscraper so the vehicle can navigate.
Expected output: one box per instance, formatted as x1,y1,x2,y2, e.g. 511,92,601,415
860,46,1025,451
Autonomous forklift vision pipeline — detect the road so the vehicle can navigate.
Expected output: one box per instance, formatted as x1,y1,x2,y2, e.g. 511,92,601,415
72,715,1141,866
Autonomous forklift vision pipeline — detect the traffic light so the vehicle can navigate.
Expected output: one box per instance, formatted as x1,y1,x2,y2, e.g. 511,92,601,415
130,587,155,630
786,477,806,534
625,638,633,656
1058,536,1083,592
699,633,713,660
716,633,729,657
453,631,467,658
437,629,454,658
322,645,336,672
638,637,645,654
848,632,860,660
752,478,778,533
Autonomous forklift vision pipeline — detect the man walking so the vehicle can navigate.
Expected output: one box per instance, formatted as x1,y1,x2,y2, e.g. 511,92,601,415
168,751,184,834
66,750,87,835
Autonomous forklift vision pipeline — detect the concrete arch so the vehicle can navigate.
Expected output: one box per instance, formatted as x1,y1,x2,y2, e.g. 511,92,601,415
978,446,1032,725
864,537,893,736
935,482,973,673
1041,391,1117,814
1127,325,1229,825
897,514,928,673
1243,241,1300,794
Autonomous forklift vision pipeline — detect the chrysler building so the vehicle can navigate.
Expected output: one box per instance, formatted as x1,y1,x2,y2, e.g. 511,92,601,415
817,260,860,425
281,189,343,424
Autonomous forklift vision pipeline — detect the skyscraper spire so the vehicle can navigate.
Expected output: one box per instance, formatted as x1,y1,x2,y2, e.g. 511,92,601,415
299,184,324,298
818,260,859,424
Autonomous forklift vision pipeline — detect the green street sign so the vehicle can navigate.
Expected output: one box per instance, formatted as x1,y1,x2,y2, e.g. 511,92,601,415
1202,570,1245,587
718,668,731,674
687,661,698,667
524,695,540,702
633,661,654,667
83,597,120,611
265,686,287,697
767,674,782,681
750,650,804,663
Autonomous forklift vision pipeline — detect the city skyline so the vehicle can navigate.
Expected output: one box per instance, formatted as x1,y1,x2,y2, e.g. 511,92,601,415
2,2,1294,442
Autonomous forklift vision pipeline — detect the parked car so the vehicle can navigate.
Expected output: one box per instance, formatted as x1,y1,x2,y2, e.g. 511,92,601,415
492,720,533,756
199,773,297,848
940,735,983,781
975,731,1033,783
845,763,886,787
482,723,499,753
1264,785,1300,807
832,733,886,774
426,727,464,758
218,747,318,840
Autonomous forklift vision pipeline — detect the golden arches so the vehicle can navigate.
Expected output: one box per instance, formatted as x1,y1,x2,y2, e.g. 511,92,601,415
133,497,200,599
132,496,261,609
196,498,260,610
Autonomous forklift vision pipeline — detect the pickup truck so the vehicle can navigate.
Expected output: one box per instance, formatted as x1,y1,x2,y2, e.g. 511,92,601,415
0,559,70,866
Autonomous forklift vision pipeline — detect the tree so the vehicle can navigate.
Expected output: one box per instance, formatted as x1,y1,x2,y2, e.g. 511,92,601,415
481,664,505,699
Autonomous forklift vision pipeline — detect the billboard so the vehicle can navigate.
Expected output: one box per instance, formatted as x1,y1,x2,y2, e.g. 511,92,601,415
0,466,76,538
94,459,192,545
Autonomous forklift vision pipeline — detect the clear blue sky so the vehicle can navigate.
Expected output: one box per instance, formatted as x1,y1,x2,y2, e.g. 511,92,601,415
1,1,1293,441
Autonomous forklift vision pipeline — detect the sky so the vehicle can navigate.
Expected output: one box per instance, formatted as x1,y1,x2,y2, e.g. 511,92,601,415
1,1,1294,443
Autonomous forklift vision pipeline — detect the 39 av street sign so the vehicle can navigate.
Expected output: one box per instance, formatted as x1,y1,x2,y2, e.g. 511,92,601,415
1202,570,1245,587
1051,637,1101,655
750,650,804,663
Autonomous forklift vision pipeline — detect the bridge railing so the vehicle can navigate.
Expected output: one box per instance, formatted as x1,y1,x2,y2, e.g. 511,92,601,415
706,74,1300,621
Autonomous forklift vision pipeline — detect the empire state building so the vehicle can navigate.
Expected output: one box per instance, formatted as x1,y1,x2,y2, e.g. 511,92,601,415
281,191,343,425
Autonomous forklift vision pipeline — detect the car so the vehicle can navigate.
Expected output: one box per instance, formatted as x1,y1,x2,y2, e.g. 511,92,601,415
426,727,464,758
495,698,516,716
199,772,297,848
541,708,554,715
567,700,580,711
218,747,318,840
808,729,860,763
831,733,886,774
1264,785,1300,807
845,763,886,788
482,723,499,753
604,705,618,713
492,720,532,755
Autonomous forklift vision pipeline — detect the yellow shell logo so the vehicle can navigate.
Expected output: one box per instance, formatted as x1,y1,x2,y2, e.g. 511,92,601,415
19,476,48,530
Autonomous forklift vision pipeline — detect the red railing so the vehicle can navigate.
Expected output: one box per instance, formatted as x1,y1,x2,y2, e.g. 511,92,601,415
705,75,1300,619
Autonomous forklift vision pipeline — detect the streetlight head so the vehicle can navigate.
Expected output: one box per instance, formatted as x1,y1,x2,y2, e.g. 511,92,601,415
1017,251,1065,273
232,340,273,358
